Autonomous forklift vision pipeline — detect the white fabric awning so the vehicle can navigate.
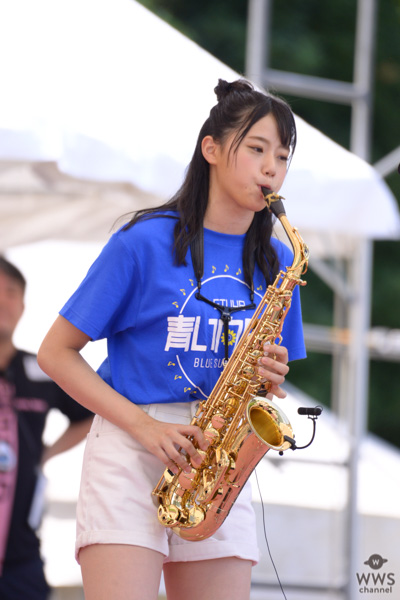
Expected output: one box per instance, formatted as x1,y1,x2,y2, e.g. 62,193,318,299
0,0,399,255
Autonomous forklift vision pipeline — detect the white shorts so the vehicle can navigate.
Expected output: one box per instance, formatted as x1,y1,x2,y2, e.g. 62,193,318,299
76,401,259,565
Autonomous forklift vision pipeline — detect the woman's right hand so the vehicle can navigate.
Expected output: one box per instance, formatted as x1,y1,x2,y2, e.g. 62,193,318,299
134,416,209,474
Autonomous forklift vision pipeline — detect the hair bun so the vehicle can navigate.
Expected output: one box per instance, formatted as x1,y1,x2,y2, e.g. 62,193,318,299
214,78,254,102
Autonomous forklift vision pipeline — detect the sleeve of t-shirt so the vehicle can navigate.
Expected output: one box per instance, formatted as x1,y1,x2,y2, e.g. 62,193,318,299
60,232,141,341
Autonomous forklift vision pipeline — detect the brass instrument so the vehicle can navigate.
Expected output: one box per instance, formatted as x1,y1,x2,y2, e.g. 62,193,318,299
152,189,309,541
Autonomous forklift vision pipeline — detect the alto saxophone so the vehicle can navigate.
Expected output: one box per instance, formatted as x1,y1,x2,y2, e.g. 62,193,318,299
152,189,309,541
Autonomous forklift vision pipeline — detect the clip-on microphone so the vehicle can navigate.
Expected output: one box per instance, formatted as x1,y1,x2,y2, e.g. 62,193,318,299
280,405,323,453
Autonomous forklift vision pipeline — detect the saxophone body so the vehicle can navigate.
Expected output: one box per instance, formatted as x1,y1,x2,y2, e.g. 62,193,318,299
152,190,309,541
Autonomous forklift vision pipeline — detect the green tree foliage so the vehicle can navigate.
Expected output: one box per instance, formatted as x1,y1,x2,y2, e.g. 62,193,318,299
138,0,400,446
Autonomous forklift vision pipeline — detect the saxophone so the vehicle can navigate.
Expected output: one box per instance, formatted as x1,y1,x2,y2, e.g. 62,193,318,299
152,189,309,541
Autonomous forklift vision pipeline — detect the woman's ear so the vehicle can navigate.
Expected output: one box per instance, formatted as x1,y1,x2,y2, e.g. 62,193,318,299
201,135,219,165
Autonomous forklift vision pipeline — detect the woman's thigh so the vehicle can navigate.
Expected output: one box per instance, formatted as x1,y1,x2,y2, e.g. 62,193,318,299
163,556,252,600
79,544,164,600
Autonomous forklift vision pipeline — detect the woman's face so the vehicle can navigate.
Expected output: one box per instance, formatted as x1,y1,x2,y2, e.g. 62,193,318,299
203,113,290,232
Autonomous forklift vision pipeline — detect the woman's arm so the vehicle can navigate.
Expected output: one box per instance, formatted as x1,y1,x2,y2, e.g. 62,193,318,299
38,316,208,474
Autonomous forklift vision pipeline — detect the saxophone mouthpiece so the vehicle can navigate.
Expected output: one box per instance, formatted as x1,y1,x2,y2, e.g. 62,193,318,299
261,187,286,218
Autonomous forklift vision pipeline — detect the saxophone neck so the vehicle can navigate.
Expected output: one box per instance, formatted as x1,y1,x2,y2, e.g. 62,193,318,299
262,188,309,275
279,214,309,275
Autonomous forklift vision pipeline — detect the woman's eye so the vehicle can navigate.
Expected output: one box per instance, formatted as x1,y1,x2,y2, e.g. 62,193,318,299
251,146,263,153
279,155,289,162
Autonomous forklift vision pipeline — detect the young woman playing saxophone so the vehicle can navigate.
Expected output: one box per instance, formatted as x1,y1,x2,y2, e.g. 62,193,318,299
38,78,306,600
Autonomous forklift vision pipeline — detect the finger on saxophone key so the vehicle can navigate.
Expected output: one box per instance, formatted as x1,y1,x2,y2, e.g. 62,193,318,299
266,343,288,364
186,437,209,468
191,453,203,467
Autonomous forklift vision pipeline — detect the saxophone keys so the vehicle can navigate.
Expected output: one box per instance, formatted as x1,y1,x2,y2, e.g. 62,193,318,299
217,449,230,469
249,350,262,362
256,334,269,343
196,449,207,463
231,380,246,394
186,505,206,526
204,426,220,444
225,395,239,412
211,413,226,429
241,365,255,378
194,401,205,417
178,468,196,490
163,468,176,484
198,472,216,501
158,504,180,527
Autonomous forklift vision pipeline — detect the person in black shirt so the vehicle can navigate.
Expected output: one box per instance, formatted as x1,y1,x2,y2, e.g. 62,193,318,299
0,256,93,600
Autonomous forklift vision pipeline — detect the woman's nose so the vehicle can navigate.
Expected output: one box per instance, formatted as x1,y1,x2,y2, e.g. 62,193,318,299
263,153,276,176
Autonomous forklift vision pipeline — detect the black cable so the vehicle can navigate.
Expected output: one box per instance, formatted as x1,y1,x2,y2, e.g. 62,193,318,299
253,408,321,598
254,469,288,600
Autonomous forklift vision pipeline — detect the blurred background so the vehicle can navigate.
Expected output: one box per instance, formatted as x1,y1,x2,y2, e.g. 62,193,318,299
0,1,399,599
138,0,400,448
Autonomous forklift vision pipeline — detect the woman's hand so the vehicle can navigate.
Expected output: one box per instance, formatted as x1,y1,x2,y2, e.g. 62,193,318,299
133,415,209,475
257,343,289,399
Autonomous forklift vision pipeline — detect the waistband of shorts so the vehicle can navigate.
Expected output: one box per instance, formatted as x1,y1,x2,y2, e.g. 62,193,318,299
138,401,200,421
90,401,202,435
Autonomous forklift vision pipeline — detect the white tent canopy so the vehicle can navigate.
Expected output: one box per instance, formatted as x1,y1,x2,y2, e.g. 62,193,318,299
0,0,399,254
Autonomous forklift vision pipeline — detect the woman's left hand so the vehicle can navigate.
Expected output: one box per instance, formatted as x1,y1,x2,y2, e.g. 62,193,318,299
257,343,289,399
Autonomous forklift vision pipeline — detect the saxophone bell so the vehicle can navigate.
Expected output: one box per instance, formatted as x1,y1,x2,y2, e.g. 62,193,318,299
246,396,293,452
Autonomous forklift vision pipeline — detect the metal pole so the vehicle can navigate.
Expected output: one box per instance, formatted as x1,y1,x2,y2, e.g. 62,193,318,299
245,0,272,86
346,239,373,600
347,2,376,596
331,259,351,420
374,146,400,177
350,0,377,160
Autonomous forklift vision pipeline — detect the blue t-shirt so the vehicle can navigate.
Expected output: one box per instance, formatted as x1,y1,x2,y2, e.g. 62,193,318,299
60,213,306,405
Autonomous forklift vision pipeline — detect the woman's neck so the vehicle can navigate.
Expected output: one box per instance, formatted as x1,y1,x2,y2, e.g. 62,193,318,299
204,201,254,235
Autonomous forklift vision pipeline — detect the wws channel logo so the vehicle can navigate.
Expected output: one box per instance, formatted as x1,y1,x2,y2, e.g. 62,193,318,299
356,554,395,594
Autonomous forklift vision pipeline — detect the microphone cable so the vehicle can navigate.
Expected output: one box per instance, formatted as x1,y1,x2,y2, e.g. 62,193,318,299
253,405,322,598
254,468,288,600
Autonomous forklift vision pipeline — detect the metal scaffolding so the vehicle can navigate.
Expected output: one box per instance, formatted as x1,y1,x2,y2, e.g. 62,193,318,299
245,1,392,599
